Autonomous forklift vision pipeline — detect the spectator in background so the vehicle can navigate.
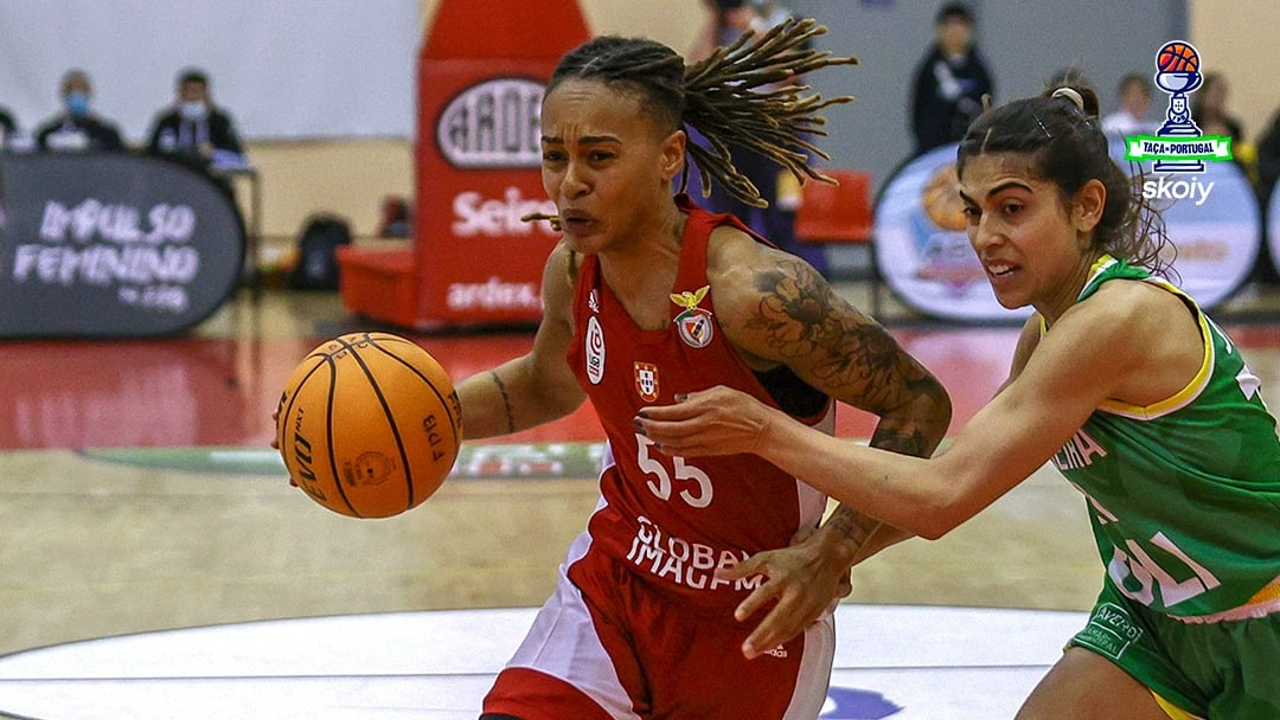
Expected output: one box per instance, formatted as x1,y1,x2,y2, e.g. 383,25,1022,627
690,0,825,273
1191,72,1258,188
1258,108,1280,205
1192,72,1244,142
753,0,792,28
376,195,411,238
34,69,125,152
691,0,758,56
1252,107,1280,283
147,68,246,169
909,2,994,157
0,106,16,149
1101,73,1157,140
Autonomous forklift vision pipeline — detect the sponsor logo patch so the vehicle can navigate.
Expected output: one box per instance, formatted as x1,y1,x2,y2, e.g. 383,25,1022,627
1073,602,1143,661
585,315,605,385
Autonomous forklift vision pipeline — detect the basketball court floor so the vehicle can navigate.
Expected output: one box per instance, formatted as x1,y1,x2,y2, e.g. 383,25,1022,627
1,279,1278,719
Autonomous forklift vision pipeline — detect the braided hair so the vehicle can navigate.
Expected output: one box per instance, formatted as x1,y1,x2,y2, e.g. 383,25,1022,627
956,83,1173,277
545,18,857,208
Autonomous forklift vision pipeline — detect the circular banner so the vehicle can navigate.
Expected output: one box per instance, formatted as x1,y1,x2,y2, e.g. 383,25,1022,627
873,143,1030,323
873,142,1262,322
1109,139,1260,309
0,152,244,337
1268,182,1280,277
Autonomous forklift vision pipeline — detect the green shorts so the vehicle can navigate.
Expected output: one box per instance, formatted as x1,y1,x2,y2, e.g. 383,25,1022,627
1068,580,1280,719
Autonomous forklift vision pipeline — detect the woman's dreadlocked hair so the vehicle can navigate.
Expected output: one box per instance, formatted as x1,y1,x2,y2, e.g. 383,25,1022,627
546,18,857,208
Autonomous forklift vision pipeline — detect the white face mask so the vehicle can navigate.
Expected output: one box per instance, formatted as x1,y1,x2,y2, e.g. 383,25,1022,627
180,101,208,121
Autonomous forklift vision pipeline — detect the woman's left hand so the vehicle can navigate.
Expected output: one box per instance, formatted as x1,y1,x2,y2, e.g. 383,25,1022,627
718,525,853,659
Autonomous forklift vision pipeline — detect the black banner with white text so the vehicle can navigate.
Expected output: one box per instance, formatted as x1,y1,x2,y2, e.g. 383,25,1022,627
0,153,244,337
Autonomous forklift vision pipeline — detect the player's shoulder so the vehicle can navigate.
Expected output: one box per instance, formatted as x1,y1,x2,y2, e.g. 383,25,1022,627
1050,277,1194,367
706,223,814,289
1077,276,1186,329
705,225,838,343
539,240,580,316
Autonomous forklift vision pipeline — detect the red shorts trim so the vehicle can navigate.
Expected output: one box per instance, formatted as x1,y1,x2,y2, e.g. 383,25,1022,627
483,666,617,720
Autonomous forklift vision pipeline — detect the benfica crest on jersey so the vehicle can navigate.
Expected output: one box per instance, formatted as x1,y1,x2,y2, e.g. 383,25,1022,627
634,362,659,402
670,285,714,348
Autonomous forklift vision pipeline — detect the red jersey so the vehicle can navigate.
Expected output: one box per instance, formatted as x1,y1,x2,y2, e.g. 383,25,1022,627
565,197,832,611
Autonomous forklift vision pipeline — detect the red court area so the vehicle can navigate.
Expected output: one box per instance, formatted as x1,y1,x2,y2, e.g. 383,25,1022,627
0,327,1023,450
6,323,1279,450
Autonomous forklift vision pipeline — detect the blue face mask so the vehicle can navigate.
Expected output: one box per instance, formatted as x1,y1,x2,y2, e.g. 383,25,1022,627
66,91,90,117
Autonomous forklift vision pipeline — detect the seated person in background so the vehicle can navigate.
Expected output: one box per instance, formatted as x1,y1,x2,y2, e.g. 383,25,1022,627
35,69,125,152
1100,73,1156,140
376,195,411,238
1191,72,1256,183
147,68,246,169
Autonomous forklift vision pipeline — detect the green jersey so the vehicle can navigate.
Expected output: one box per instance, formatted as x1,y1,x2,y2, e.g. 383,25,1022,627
1050,256,1280,618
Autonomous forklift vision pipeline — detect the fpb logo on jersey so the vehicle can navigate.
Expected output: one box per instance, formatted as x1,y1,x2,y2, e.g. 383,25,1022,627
1123,41,1233,205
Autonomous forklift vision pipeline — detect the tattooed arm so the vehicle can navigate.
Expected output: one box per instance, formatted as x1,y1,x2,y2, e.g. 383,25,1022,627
677,227,951,657
711,229,951,555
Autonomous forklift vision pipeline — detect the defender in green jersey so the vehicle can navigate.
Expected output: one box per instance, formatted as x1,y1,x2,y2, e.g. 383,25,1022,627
637,83,1280,719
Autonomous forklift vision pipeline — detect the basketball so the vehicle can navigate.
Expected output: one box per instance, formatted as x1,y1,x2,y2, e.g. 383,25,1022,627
1157,42,1198,73
275,332,464,518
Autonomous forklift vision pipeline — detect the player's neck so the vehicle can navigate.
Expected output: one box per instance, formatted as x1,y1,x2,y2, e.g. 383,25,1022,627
598,206,687,331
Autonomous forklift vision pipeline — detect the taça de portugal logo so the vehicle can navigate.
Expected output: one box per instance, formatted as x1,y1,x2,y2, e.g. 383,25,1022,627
1124,41,1233,172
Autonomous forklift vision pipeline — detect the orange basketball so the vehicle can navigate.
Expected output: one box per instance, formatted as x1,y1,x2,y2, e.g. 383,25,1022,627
275,332,463,518
1157,42,1198,73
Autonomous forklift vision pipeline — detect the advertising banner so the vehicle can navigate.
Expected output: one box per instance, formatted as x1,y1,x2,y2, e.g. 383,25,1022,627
1127,139,1260,308
0,153,244,337
413,0,590,328
874,144,1031,323
873,141,1261,323
1269,183,1280,278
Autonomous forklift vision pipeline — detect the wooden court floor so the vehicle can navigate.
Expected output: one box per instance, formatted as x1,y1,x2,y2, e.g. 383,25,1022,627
2,280,1279,663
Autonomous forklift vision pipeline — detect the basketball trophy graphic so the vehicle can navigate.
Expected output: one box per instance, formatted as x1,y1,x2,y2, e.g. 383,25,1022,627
1153,41,1205,173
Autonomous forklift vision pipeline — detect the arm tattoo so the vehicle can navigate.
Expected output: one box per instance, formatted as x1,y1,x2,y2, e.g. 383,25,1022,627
869,418,932,458
746,260,933,431
490,370,516,434
824,504,878,547
748,260,944,554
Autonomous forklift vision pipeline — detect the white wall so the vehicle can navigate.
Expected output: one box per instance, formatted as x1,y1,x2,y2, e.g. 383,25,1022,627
1189,0,1280,142
0,0,419,143
8,1,1269,242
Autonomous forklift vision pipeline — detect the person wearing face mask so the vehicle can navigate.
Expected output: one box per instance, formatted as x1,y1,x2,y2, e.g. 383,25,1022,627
146,68,245,169
34,69,125,152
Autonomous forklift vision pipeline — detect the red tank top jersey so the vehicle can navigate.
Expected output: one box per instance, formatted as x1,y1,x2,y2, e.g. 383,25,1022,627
565,196,832,611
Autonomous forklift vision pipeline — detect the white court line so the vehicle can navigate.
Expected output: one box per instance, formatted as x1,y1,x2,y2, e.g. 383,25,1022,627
0,605,1086,720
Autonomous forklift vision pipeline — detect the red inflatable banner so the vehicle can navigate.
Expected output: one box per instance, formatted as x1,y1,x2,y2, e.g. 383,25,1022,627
340,0,590,329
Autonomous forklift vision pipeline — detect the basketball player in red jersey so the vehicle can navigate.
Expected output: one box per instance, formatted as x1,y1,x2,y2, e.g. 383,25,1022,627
454,22,952,720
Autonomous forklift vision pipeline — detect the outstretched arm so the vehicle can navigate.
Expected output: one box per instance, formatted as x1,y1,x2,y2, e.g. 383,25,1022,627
705,233,952,655
454,241,586,439
639,281,1176,539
